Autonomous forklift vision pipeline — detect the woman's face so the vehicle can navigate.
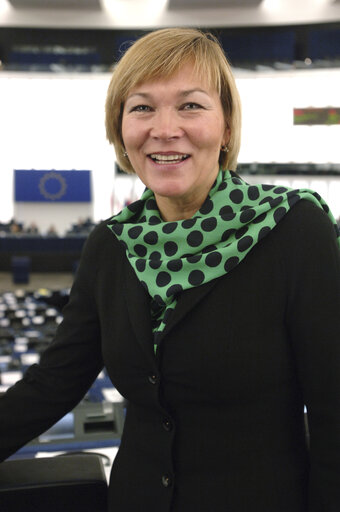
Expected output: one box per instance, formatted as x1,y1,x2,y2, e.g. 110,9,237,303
121,63,229,220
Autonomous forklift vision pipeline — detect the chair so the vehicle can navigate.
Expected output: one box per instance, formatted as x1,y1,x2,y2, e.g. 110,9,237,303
11,256,31,284
0,453,108,512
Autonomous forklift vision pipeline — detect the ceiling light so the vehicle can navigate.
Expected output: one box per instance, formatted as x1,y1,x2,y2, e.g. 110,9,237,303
260,0,281,10
102,0,168,17
0,0,12,14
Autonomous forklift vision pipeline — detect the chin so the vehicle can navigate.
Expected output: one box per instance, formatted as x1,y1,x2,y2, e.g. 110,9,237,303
153,182,188,199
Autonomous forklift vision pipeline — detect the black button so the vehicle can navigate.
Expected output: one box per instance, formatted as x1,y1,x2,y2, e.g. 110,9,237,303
148,374,157,385
162,418,172,432
162,475,172,488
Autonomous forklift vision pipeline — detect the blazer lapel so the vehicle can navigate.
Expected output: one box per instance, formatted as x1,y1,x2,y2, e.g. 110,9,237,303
123,255,221,357
159,277,219,342
122,258,156,364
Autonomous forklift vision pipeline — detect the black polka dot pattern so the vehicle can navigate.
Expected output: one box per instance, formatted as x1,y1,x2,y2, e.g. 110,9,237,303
145,198,158,210
202,218,218,232
112,223,123,236
218,182,228,191
149,215,162,225
166,284,183,297
187,231,204,247
287,194,300,208
153,295,165,307
258,226,271,241
182,219,197,229
107,169,340,351
167,259,183,272
199,199,214,215
240,208,256,224
128,226,143,239
259,196,274,205
150,251,161,261
274,187,288,194
219,205,234,216
262,184,276,191
127,200,143,213
187,254,202,264
274,207,287,224
229,189,243,204
188,270,205,286
156,272,171,287
162,222,177,234
134,244,147,257
144,231,158,245
237,236,253,252
235,226,248,240
224,256,239,272
221,229,235,242
136,259,146,272
252,212,267,224
205,252,222,267
202,244,217,253
269,196,283,209
164,241,178,257
248,186,260,201
149,260,162,270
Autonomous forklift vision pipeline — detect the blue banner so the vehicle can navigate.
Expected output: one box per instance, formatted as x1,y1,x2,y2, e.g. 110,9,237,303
14,170,92,203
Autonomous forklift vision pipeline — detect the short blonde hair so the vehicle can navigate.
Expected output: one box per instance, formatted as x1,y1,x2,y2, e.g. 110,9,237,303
105,27,241,174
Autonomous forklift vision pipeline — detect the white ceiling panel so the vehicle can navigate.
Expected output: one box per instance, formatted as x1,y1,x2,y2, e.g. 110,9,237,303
168,0,264,8
8,0,102,8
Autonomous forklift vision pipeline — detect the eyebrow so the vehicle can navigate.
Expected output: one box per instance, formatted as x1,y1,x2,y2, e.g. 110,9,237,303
126,88,210,102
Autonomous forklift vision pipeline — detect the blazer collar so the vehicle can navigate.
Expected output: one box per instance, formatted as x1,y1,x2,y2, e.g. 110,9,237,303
123,257,218,360
123,258,155,366
159,278,218,342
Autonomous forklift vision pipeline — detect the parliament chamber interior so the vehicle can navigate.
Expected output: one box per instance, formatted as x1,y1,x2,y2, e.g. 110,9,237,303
0,0,340,509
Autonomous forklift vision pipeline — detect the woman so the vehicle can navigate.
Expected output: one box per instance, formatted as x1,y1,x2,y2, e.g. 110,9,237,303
1,28,340,512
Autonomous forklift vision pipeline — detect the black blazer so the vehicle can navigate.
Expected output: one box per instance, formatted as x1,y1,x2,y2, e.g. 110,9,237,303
1,200,340,512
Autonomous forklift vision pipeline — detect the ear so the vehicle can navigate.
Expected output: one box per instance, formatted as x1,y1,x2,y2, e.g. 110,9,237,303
222,125,231,146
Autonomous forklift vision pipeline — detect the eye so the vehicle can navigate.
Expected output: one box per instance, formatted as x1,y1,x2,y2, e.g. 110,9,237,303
182,102,203,111
130,104,152,113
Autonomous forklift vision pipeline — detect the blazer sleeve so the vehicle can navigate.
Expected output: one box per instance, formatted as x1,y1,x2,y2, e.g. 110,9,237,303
282,200,340,511
0,223,106,462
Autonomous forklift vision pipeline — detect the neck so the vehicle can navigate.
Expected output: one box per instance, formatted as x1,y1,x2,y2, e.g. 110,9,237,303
155,197,202,221
154,168,220,222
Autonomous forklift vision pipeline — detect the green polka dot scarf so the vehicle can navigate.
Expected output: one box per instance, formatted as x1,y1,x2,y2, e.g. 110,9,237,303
108,169,340,353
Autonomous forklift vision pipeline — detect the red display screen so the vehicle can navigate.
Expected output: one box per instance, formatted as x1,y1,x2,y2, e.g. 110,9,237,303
294,108,340,125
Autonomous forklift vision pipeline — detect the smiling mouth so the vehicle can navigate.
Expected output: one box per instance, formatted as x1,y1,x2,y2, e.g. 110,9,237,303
149,153,190,164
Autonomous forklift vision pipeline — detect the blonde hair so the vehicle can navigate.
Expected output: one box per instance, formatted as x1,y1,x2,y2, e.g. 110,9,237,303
105,27,242,174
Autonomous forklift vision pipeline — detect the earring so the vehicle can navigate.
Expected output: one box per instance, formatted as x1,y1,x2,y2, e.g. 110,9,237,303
123,150,128,157
221,144,229,153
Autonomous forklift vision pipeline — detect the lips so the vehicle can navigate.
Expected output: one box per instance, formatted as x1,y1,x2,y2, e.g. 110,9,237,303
149,153,190,164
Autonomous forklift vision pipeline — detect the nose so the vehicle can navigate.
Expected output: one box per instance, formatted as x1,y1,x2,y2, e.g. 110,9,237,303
150,108,183,140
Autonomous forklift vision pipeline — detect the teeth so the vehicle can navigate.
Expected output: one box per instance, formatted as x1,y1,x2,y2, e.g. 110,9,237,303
150,153,189,163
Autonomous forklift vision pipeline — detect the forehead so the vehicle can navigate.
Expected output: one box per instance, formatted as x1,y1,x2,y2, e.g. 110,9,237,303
126,62,217,99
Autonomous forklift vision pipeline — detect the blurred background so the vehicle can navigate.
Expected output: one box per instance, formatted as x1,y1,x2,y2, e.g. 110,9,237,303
0,0,340,234
0,0,339,470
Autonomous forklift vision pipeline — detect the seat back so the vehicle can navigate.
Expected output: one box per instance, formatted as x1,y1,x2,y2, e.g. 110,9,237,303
0,454,108,512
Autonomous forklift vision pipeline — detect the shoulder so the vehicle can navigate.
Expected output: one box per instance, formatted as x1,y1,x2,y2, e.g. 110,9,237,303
84,217,121,246
80,218,125,266
73,218,126,290
269,199,339,271
273,199,338,245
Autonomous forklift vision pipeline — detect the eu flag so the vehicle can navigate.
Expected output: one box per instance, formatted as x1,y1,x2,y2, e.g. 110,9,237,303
14,170,92,202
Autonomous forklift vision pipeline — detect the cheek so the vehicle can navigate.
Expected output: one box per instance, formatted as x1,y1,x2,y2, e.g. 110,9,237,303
121,118,132,146
191,133,224,152
189,118,225,150
122,121,146,151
